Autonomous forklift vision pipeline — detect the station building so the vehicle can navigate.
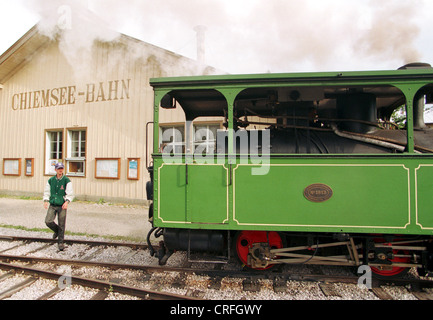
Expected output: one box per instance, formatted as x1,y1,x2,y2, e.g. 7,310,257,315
0,24,219,204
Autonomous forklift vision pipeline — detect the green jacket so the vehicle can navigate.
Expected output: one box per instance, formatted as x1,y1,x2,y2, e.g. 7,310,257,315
44,175,74,206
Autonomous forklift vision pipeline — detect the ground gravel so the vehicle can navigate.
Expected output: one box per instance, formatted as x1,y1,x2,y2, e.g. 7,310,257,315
0,228,426,300
0,219,428,301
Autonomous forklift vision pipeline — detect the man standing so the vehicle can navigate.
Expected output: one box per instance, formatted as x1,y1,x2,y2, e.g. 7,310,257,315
43,163,74,251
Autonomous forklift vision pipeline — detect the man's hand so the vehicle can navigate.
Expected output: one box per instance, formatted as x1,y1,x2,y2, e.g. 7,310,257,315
62,201,69,210
44,202,49,210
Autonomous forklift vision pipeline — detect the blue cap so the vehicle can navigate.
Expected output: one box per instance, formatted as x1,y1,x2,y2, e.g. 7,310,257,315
55,163,64,170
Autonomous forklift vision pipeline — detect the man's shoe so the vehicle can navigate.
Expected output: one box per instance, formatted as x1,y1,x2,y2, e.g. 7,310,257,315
58,243,64,251
53,232,58,240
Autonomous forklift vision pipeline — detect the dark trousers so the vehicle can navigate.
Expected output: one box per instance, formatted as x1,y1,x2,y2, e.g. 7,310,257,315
45,205,67,243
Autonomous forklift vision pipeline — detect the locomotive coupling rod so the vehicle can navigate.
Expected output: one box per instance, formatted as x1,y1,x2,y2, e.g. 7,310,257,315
271,258,357,266
273,252,354,263
270,241,352,254
374,244,427,251
265,240,361,266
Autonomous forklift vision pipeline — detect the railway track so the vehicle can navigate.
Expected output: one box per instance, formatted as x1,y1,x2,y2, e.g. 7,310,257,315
0,260,199,300
0,235,202,300
1,234,433,300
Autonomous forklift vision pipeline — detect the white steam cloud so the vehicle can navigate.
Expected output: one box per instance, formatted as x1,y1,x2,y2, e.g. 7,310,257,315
26,0,426,74
27,0,120,79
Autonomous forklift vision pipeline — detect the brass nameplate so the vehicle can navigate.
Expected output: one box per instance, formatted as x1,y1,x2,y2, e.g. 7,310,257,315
304,184,333,203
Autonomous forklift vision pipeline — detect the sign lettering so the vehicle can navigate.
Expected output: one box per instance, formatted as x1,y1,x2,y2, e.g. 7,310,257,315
11,79,131,111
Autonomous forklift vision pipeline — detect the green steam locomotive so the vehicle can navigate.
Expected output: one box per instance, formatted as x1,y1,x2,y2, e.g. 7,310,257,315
147,63,433,278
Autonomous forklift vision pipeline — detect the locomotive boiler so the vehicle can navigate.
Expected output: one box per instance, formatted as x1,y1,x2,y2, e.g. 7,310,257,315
147,63,433,278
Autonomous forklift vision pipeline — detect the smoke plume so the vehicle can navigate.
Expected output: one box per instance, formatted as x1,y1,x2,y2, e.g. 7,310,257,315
353,0,421,67
27,0,119,79
26,0,425,74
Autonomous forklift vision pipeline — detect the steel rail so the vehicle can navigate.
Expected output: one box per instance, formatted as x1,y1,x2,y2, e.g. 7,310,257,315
0,253,193,273
0,260,201,300
0,253,248,279
0,235,149,250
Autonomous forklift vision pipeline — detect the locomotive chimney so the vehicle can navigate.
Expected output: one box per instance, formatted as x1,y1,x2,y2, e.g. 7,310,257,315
194,25,207,64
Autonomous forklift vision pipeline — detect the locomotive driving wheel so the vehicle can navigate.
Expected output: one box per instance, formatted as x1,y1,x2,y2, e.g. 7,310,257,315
370,238,411,279
234,231,284,270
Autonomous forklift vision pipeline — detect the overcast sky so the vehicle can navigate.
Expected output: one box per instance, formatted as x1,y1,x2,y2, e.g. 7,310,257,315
0,0,432,74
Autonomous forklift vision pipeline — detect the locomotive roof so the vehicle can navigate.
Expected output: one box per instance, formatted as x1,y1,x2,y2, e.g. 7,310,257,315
150,66,433,119
150,66,433,88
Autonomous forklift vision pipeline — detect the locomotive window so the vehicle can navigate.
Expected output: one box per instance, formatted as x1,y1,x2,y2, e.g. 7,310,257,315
159,125,185,154
193,124,220,155
231,85,415,154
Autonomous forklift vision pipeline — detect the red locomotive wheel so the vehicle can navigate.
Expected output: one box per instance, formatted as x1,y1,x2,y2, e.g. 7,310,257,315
371,256,410,278
235,231,284,270
370,238,411,278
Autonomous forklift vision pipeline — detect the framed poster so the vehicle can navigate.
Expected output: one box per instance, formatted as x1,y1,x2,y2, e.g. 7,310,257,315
3,159,21,176
25,158,34,177
127,158,140,180
95,158,120,179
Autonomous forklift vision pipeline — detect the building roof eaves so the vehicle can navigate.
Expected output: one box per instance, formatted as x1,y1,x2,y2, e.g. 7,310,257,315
0,24,51,84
